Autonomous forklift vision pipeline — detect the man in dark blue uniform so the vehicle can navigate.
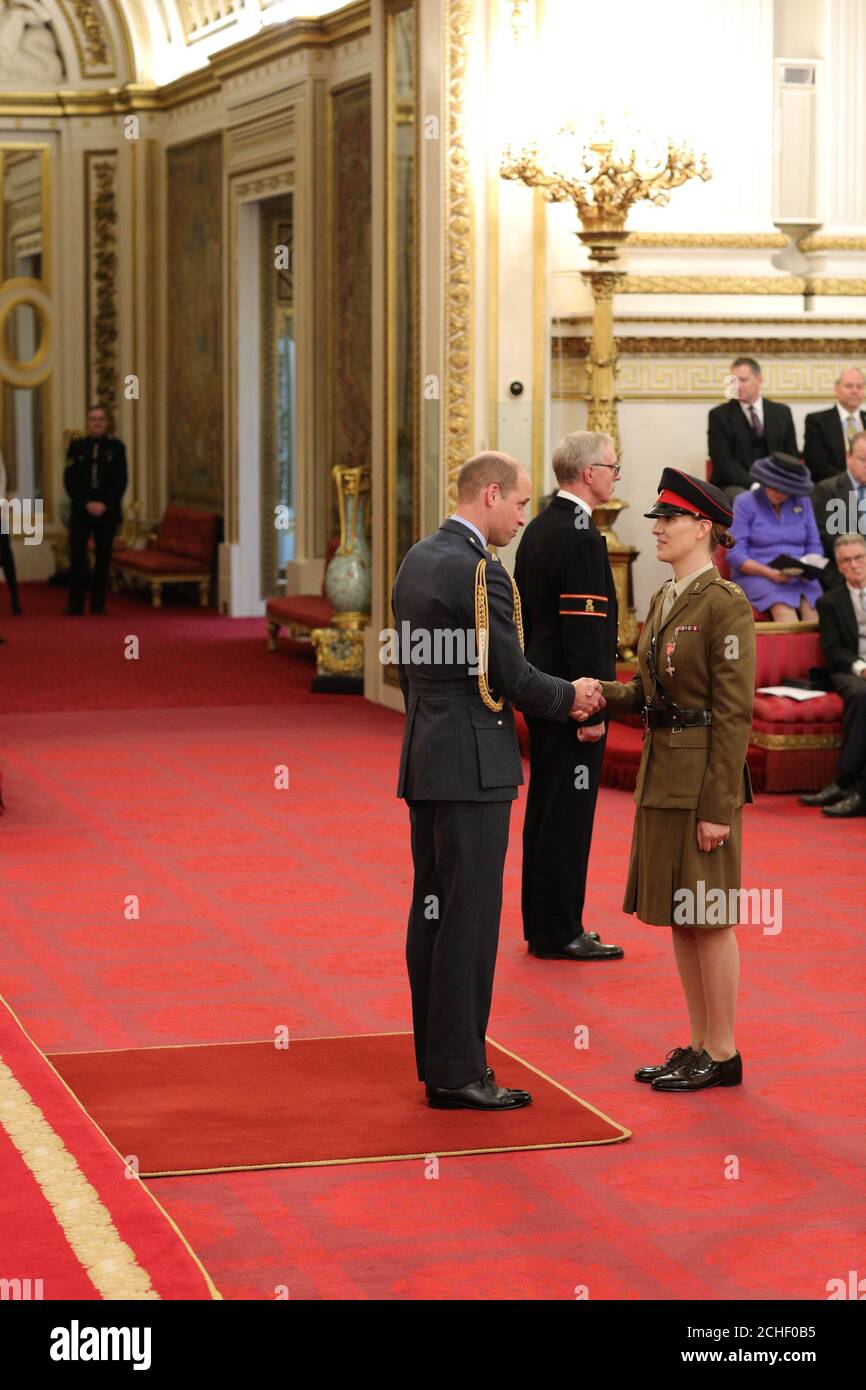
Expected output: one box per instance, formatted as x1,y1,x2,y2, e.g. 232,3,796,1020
392,452,604,1111
515,431,624,960
64,404,128,615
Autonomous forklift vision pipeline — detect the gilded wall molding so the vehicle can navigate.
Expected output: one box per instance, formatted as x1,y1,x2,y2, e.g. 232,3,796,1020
56,0,112,73
555,336,866,357
798,234,866,252
621,275,807,295
556,314,866,327
626,231,788,248
552,356,866,402
804,278,866,296
84,151,118,423
443,0,472,511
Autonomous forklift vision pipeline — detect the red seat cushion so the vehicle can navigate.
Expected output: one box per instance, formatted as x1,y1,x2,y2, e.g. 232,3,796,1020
752,692,843,726
114,548,209,575
153,508,218,566
266,595,333,627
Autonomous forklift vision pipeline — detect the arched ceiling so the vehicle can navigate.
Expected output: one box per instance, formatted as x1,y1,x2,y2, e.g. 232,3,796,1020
0,0,349,92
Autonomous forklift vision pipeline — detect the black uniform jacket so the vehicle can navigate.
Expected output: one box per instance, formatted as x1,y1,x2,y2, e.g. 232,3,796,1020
64,435,128,521
391,518,575,802
514,494,618,726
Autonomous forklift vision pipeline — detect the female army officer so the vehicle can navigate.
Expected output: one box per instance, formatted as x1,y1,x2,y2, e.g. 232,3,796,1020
600,468,756,1092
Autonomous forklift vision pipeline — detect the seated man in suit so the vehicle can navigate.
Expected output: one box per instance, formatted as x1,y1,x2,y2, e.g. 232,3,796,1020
799,691,866,818
708,356,799,500
816,533,866,738
804,367,866,484
812,430,866,588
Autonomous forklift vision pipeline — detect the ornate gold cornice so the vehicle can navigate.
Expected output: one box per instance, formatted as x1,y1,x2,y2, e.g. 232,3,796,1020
555,335,866,357
804,278,866,296
443,0,472,511
621,274,807,295
626,231,788,248
798,234,866,252
555,314,866,326
207,0,370,84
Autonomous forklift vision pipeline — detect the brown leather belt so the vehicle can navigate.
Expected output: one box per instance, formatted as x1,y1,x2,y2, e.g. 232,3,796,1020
642,707,713,730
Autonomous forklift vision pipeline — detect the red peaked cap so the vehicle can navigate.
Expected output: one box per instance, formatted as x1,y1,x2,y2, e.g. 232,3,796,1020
643,468,734,526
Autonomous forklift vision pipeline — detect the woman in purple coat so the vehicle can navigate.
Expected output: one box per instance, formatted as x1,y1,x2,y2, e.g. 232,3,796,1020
728,453,822,620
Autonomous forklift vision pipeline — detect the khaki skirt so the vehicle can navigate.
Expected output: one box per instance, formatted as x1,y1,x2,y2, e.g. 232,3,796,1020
624,805,743,927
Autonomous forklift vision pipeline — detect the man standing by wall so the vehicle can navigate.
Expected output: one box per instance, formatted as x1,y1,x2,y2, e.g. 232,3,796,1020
515,431,624,962
64,405,128,616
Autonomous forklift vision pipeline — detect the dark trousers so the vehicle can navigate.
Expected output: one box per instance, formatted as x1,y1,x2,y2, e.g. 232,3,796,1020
406,799,511,1089
69,509,118,613
838,695,866,794
522,717,606,950
829,672,866,741
0,532,20,611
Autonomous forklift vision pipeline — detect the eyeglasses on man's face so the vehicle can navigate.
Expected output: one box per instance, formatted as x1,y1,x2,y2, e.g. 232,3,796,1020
591,463,622,478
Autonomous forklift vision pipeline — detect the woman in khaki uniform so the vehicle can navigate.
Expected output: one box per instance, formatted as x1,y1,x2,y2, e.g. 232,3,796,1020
599,468,755,1092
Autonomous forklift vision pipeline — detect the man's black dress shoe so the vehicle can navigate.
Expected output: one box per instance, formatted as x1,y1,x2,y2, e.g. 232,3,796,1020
651,1049,742,1091
634,1045,697,1083
529,934,623,960
800,781,846,807
822,790,866,818
426,1076,532,1110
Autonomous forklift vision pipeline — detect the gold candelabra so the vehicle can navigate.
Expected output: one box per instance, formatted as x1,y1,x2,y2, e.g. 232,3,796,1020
501,125,711,449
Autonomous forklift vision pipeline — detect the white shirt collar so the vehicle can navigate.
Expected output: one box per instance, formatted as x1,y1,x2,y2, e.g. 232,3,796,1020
450,514,488,550
838,403,861,427
741,396,763,420
556,487,593,516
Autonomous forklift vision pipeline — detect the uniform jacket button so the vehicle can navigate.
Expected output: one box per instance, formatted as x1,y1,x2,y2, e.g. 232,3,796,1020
497,719,502,726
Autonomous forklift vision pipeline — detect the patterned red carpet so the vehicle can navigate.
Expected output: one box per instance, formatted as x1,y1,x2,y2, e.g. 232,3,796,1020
1,582,865,1299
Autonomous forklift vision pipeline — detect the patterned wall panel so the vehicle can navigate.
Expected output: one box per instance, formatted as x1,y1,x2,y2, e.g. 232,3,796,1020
166,134,224,511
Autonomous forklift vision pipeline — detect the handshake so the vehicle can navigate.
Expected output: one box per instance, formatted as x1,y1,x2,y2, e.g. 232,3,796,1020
569,678,606,741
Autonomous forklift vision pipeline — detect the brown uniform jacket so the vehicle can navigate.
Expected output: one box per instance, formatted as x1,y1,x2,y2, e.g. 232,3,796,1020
600,567,756,824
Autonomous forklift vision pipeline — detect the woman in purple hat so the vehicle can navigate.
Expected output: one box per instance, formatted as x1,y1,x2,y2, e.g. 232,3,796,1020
728,453,823,620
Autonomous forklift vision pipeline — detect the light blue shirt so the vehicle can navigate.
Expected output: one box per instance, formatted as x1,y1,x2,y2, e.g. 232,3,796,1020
450,514,488,551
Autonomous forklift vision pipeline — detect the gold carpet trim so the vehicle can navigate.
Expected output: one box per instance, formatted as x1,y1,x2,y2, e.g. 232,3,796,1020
1,992,222,1301
0,1056,159,1300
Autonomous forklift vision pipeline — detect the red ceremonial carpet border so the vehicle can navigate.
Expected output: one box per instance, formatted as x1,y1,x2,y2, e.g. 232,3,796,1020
0,992,221,1300
46,1032,631,1177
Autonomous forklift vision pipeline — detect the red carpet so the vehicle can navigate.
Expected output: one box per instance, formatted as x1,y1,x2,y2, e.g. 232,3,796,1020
2,582,865,1298
0,994,220,1300
47,1033,629,1175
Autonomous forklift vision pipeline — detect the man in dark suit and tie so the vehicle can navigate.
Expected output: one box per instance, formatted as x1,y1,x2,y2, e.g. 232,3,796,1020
707,356,798,498
64,404,128,615
815,533,866,739
811,430,866,587
804,368,866,483
391,452,604,1111
515,431,624,961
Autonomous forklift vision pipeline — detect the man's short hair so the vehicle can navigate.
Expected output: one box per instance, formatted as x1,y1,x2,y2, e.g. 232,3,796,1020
552,431,613,487
456,452,520,502
731,356,761,376
87,403,108,416
836,367,865,385
849,430,866,452
833,532,866,556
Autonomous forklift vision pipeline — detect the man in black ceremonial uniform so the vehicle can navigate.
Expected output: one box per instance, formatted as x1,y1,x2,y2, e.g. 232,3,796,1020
64,404,128,615
391,452,605,1111
515,431,624,961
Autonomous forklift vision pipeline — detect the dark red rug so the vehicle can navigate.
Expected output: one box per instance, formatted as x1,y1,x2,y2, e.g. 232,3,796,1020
47,1033,630,1176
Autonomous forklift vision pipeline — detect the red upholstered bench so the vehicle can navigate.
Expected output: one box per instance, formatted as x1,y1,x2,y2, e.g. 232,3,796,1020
113,506,218,608
266,540,338,651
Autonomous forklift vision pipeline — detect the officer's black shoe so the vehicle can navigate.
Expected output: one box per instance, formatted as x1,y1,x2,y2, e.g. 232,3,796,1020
529,934,623,960
822,791,866,818
652,1049,742,1091
426,1077,532,1110
634,1045,697,1083
799,782,846,807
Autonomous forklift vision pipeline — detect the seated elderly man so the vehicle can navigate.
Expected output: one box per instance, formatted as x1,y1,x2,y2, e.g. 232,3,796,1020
817,533,866,736
804,367,866,483
799,691,866,818
728,453,822,620
708,356,799,500
811,430,866,588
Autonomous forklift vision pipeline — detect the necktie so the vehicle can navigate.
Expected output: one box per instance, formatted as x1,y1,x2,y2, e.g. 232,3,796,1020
659,580,677,628
748,405,763,437
848,415,859,446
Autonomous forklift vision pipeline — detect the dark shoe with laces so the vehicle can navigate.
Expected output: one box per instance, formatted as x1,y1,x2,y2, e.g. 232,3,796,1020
800,782,847,807
529,934,623,960
652,1049,742,1091
426,1076,532,1110
634,1045,697,1083
822,791,866,818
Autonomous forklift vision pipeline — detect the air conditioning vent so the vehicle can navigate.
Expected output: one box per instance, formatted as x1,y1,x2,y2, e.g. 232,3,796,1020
782,64,816,85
